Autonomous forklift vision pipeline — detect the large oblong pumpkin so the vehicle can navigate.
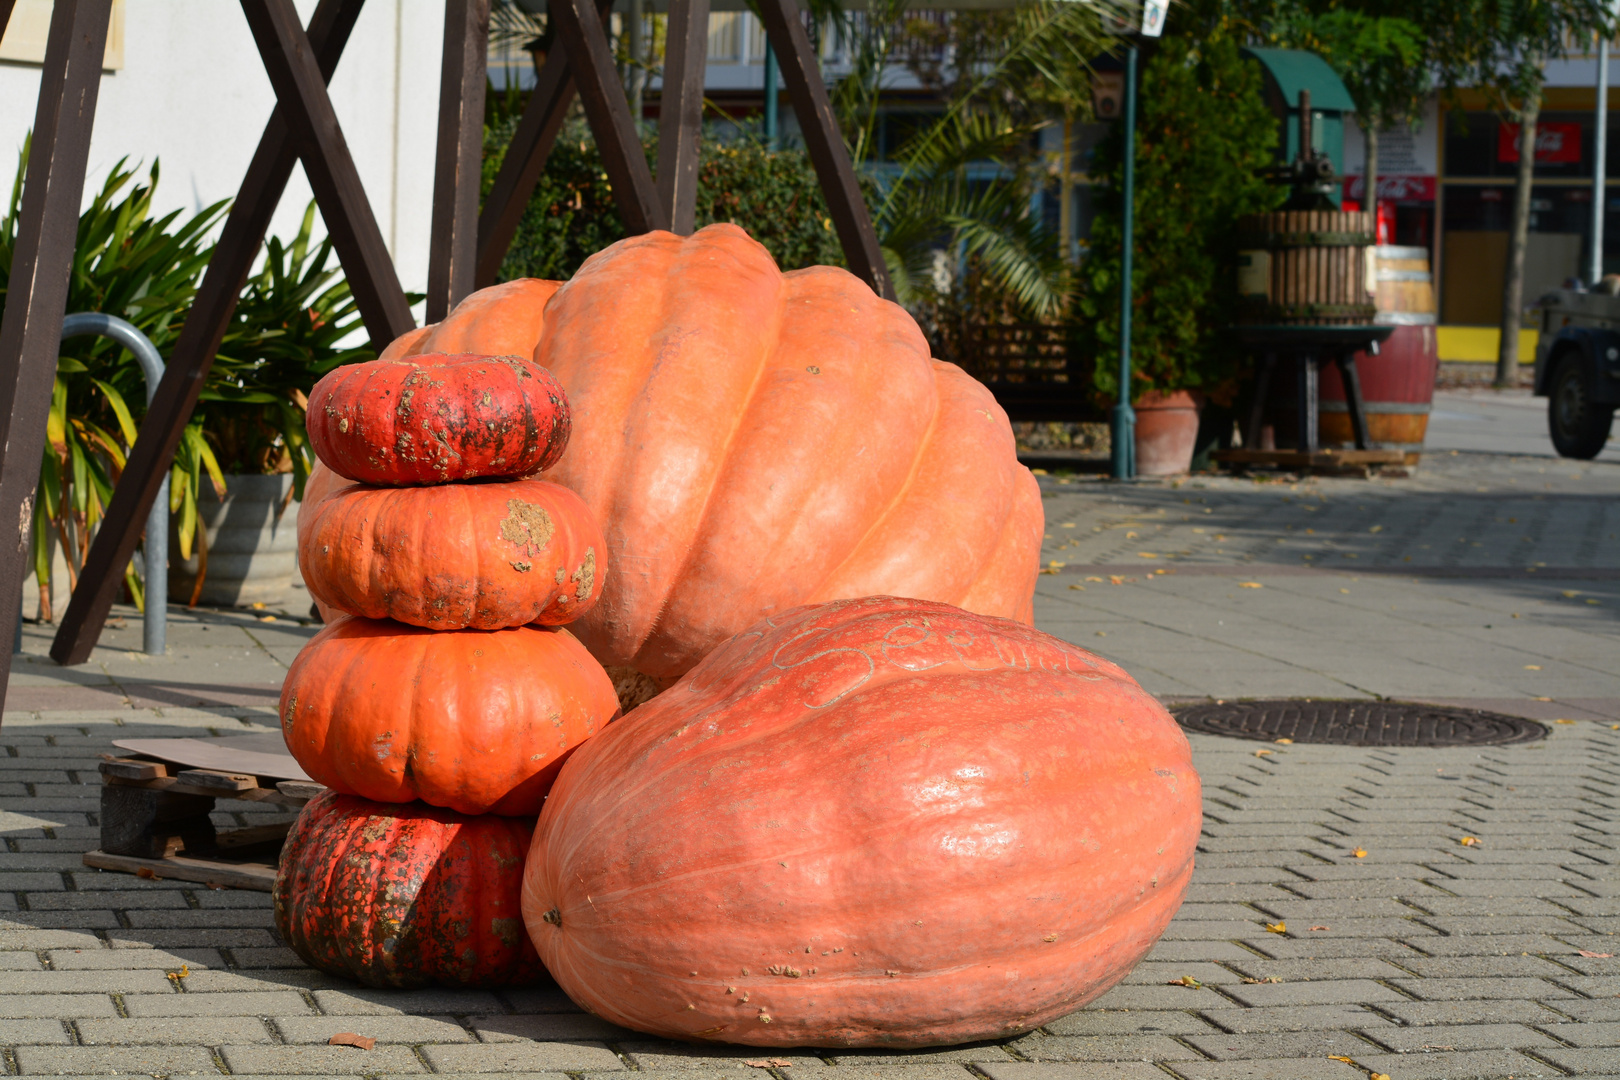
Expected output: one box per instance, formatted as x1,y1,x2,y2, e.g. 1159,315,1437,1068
521,596,1200,1048
300,478,604,630
276,791,540,988
281,616,619,815
382,225,1042,681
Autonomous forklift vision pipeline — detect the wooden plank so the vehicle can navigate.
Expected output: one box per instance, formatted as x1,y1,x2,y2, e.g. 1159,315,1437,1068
104,774,308,807
209,821,295,850
50,0,368,668
474,0,612,289
755,0,892,300
175,769,258,794
656,0,709,235
82,850,279,892
111,735,311,782
0,0,113,697
426,0,490,321
99,758,167,782
239,0,414,347
276,780,326,800
550,0,665,233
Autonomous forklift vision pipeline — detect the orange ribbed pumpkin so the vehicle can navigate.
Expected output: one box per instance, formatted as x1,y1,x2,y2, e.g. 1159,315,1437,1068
520,596,1200,1048
281,616,619,815
381,225,1042,681
300,478,604,630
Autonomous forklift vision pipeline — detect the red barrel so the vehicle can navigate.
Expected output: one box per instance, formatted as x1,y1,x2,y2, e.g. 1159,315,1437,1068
1319,245,1438,458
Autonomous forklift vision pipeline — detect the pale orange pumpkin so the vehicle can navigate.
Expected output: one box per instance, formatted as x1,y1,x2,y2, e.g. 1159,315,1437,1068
377,224,1042,680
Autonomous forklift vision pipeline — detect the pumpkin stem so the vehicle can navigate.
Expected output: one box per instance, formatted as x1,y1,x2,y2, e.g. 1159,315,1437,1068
543,907,562,926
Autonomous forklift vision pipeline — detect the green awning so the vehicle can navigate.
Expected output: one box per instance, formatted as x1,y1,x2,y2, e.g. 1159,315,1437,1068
1241,47,1357,113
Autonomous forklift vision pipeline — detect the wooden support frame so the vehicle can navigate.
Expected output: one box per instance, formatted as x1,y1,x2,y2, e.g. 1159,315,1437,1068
426,0,491,321
656,0,710,235
550,0,667,234
51,0,371,667
475,0,614,288
0,0,115,698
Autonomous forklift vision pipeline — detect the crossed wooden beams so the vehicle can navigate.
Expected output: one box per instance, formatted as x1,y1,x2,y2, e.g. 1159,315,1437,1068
0,0,888,705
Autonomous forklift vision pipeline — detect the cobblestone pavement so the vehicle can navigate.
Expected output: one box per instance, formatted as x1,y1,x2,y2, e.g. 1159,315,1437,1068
0,448,1614,1078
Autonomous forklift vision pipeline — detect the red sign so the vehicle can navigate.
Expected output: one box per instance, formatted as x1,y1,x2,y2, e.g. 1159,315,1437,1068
1498,121,1583,163
1343,175,1436,202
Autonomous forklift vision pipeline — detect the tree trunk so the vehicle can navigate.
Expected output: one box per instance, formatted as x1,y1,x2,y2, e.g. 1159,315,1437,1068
1498,83,1543,388
1364,118,1379,233
1059,116,1074,261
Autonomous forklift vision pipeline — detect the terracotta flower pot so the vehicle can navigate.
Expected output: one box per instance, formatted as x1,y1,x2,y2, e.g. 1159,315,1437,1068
1134,390,1203,477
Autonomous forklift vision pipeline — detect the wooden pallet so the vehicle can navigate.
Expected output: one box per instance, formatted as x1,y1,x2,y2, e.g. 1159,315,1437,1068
83,734,323,892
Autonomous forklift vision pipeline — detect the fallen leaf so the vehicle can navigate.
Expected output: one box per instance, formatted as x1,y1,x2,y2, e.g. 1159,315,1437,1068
1274,738,1294,745
1254,749,1273,757
1239,582,1263,588
1525,664,1542,670
1458,836,1481,847
165,965,189,982
1138,552,1159,559
1372,1074,1391,1080
1265,921,1287,934
1352,848,1368,859
1557,719,1577,725
1167,975,1203,988
136,867,155,880
328,1033,376,1050
1368,525,1382,533
1241,976,1283,984
1328,1056,1354,1064
745,1059,792,1068
1068,584,1086,591
1085,576,1104,582
251,601,267,610
1309,925,1330,931
1578,950,1615,958
1563,590,1580,598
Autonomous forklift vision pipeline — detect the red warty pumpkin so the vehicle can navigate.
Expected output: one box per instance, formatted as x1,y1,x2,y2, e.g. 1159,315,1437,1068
521,596,1200,1048
307,351,570,485
379,225,1043,682
281,616,619,815
300,478,604,630
276,790,540,988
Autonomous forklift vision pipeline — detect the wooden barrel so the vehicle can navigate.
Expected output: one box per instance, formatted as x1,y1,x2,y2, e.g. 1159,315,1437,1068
1319,244,1439,458
1236,210,1377,325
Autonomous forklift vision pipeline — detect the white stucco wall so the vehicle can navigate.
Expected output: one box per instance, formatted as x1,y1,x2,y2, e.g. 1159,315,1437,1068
0,0,443,310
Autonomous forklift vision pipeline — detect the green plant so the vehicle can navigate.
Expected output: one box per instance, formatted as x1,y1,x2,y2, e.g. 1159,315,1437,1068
1076,34,1282,402
1,143,371,619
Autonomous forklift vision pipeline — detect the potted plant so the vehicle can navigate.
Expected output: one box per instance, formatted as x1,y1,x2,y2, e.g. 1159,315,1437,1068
1076,34,1282,475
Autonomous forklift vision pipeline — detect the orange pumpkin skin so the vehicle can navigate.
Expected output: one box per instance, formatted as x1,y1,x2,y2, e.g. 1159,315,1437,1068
376,228,1042,682
383,278,561,361
275,790,540,988
300,478,604,630
521,596,1199,1048
535,225,1042,680
281,616,619,815
307,352,570,485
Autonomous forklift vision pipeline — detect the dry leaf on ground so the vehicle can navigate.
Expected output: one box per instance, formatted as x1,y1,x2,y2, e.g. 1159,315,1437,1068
328,1033,377,1050
1578,950,1614,958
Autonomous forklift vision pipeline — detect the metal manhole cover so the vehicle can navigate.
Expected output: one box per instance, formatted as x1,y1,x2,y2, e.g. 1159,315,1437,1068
1172,699,1547,747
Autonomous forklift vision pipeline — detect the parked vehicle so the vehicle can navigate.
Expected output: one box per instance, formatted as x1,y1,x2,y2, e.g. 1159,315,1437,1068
1533,284,1620,458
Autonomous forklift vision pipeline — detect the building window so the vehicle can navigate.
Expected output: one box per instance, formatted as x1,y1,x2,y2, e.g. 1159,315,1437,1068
708,11,742,64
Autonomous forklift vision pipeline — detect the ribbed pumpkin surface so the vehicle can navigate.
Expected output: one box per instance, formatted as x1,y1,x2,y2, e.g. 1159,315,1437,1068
275,791,540,988
379,225,1042,682
281,616,619,815
521,596,1200,1047
300,478,605,630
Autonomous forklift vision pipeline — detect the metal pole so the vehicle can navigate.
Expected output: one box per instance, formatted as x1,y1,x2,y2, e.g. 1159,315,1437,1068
59,314,166,656
1594,33,1610,286
1111,45,1138,480
763,39,779,148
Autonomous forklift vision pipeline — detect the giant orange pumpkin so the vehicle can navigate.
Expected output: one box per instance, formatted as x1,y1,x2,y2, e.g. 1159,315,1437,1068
300,478,605,630
281,616,619,815
521,596,1200,1048
382,225,1043,681
276,791,540,988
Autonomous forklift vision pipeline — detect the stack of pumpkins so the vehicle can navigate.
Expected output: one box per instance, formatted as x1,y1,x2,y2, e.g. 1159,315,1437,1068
273,352,620,988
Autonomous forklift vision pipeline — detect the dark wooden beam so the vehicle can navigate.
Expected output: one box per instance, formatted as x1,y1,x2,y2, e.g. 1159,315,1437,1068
474,0,615,289
550,0,666,234
426,0,490,321
0,0,113,699
239,0,415,348
755,0,892,300
0,1,18,38
656,0,709,234
50,0,367,667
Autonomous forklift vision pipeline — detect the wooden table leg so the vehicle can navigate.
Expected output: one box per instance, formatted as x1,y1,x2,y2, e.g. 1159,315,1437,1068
549,0,666,233
1246,352,1275,449
755,0,892,300
656,0,710,235
1297,349,1320,453
50,0,369,668
0,0,113,695
1336,350,1372,450
426,0,491,322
